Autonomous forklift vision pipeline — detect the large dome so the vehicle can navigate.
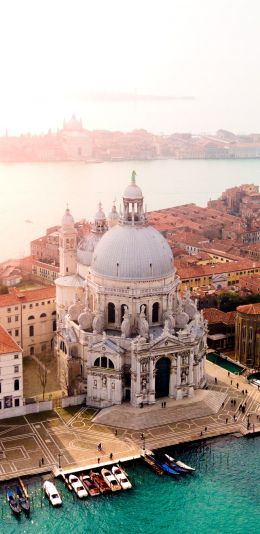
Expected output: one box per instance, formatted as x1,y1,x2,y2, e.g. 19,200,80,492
91,224,174,280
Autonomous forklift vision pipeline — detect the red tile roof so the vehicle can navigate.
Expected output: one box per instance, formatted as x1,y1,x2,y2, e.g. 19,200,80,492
0,286,55,307
0,324,22,354
236,303,260,315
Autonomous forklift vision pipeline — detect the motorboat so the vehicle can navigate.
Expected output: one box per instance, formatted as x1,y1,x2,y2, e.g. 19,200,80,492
7,488,22,516
80,474,100,496
111,465,132,490
89,471,110,494
101,468,121,492
16,485,30,514
43,480,62,507
68,474,88,499
165,453,195,472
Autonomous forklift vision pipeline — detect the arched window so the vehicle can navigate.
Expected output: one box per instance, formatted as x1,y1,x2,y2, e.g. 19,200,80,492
30,346,34,355
29,325,34,337
152,302,159,323
28,315,35,320
108,302,115,323
60,341,67,354
93,357,114,369
52,311,56,316
40,313,47,318
14,379,19,391
121,304,128,322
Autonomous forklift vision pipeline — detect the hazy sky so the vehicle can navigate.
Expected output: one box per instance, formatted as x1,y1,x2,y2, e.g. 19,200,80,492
0,0,259,134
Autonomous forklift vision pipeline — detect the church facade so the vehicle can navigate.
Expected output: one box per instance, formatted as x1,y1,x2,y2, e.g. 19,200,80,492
55,173,207,407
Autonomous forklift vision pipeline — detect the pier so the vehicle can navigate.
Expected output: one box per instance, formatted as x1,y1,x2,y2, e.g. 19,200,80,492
0,361,260,483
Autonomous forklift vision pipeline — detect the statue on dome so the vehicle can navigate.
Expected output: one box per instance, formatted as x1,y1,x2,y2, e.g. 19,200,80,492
92,306,104,334
121,305,131,338
138,305,149,339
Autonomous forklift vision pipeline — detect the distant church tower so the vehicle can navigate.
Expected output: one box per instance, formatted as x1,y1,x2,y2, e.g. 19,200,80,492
59,207,77,276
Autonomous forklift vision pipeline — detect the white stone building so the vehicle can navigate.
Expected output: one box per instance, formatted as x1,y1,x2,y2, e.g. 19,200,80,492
0,324,23,412
55,173,207,407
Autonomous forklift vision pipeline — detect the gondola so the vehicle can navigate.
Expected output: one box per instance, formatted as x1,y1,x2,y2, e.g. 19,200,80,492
16,485,30,514
165,453,195,472
7,488,22,516
155,452,189,474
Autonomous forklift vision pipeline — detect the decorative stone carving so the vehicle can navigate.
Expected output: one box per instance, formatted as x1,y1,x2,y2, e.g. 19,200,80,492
68,294,84,321
138,305,149,339
183,288,197,320
78,307,93,331
175,305,189,329
121,305,131,338
92,307,104,334
163,309,175,331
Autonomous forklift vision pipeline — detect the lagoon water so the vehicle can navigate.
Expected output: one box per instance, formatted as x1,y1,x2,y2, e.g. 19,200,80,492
1,435,259,534
1,158,260,261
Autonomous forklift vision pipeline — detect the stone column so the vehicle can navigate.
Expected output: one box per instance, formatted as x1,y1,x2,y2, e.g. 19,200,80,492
148,357,155,404
176,353,182,400
188,352,194,397
169,360,176,398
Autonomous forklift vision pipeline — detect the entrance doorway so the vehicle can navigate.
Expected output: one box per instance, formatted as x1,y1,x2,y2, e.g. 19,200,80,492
155,357,171,398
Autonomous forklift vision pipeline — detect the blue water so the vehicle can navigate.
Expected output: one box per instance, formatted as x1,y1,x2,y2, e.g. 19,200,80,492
1,435,260,534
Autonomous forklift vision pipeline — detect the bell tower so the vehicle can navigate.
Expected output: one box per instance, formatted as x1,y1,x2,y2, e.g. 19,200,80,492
59,206,77,276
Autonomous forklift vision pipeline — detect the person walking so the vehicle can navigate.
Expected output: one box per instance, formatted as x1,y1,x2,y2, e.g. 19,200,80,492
109,452,113,460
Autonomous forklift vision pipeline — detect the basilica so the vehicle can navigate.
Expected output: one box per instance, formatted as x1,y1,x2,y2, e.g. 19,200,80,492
55,173,207,407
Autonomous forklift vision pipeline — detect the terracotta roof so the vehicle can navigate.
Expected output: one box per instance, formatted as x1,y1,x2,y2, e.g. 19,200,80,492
203,308,227,324
0,324,22,354
236,303,260,315
0,286,55,307
176,259,260,279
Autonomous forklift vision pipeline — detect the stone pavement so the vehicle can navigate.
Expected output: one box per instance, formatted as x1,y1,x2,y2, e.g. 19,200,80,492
0,360,260,481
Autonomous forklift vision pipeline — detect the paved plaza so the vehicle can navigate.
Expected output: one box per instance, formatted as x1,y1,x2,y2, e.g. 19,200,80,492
0,360,260,481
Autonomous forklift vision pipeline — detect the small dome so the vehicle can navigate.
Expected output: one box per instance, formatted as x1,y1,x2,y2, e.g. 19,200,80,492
91,224,174,280
61,207,74,227
95,202,106,221
123,183,143,200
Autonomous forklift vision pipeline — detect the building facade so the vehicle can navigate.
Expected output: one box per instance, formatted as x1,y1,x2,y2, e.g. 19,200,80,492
0,325,23,412
0,287,56,357
235,303,260,368
55,174,207,407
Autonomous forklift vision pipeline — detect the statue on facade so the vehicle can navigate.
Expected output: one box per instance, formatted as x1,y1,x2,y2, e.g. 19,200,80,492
175,302,189,329
163,308,175,332
121,305,131,338
138,305,149,339
183,288,197,320
92,306,104,334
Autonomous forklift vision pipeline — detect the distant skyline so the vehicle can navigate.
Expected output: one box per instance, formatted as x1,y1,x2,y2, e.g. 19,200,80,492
1,0,260,135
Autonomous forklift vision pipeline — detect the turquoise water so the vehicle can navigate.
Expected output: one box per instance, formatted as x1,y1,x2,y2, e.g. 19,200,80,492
207,353,245,375
1,435,260,534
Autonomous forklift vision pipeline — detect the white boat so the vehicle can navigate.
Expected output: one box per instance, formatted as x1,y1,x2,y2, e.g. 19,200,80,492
112,465,132,490
68,475,88,499
165,453,195,472
101,468,121,492
43,481,62,507
69,475,88,499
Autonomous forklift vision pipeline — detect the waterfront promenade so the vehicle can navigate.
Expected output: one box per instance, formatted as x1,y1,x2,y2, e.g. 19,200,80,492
0,361,259,482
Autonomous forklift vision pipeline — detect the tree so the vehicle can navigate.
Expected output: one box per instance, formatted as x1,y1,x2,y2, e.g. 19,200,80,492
37,358,48,400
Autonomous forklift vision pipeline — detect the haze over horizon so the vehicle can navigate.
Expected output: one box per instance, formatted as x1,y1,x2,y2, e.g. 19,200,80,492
1,0,260,136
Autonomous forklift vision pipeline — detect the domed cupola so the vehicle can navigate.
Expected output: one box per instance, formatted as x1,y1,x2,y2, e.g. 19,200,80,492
121,171,147,226
91,173,174,281
93,202,107,233
61,206,75,230
108,201,119,228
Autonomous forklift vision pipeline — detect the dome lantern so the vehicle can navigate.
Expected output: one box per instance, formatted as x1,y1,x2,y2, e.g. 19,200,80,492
121,171,147,226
